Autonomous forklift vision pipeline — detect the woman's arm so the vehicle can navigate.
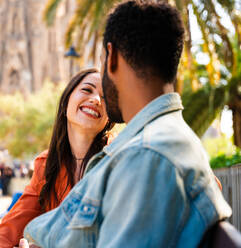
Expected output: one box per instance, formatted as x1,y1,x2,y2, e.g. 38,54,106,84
0,151,47,248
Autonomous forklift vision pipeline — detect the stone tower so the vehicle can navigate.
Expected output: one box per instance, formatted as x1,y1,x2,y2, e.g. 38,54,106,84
0,0,79,93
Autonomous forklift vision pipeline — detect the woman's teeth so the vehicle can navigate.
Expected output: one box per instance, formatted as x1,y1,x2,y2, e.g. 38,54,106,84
81,107,100,117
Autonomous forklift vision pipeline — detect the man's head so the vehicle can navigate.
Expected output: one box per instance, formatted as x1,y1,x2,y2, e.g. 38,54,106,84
101,0,184,123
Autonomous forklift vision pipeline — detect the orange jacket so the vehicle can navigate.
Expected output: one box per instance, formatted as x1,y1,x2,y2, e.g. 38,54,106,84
0,150,71,248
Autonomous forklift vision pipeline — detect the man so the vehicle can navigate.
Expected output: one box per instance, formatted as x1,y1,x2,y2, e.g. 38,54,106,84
23,1,231,247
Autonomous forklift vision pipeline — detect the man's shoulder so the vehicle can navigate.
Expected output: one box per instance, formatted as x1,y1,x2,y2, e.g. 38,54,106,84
116,111,211,180
142,112,204,158
113,110,200,162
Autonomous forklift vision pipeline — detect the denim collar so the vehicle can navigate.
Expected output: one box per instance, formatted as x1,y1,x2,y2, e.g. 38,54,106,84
103,92,183,156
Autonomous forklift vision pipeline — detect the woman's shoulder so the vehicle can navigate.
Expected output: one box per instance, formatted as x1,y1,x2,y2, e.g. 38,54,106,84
35,150,48,160
33,150,48,174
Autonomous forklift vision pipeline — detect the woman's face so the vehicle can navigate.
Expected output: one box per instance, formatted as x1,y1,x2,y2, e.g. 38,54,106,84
66,72,108,135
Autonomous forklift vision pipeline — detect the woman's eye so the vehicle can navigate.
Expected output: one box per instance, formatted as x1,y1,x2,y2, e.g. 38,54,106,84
82,88,92,93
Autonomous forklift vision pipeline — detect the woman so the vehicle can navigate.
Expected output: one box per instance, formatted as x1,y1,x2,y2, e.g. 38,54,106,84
0,68,113,248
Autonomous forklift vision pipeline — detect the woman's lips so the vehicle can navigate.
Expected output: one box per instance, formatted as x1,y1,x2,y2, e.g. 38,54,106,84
79,106,101,119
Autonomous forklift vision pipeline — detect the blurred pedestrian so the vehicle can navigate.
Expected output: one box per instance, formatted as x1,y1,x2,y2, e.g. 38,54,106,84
1,165,14,196
20,163,28,178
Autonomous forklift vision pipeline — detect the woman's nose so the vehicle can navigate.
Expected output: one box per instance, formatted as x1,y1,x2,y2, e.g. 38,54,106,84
89,94,101,105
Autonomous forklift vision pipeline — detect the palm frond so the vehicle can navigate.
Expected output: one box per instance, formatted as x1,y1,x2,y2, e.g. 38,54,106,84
75,0,96,23
89,0,108,34
209,1,234,68
192,3,221,85
232,13,241,47
43,0,64,26
64,0,96,48
182,84,227,137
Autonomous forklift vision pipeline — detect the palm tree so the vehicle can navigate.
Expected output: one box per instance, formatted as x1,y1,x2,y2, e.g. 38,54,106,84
43,0,241,147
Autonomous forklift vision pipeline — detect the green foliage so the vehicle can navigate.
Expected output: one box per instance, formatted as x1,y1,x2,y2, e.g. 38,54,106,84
202,133,241,169
182,84,227,137
210,151,241,169
0,81,65,159
203,134,237,158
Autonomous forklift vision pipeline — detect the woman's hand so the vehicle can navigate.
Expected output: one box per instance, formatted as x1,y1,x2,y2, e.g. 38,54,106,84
17,238,40,248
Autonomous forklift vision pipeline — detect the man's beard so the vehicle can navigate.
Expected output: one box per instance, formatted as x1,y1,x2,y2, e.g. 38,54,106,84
102,62,124,123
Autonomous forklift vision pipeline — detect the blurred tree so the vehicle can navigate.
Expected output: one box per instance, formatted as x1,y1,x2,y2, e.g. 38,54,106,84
43,0,241,146
0,82,65,158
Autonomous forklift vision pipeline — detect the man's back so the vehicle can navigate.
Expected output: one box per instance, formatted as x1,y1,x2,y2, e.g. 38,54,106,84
140,102,231,247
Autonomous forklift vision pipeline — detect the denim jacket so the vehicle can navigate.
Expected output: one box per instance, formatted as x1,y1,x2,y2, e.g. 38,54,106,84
24,93,232,248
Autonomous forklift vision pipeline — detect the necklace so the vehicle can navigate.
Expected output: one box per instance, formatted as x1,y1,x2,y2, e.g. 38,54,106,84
75,157,84,160
72,153,84,160
72,155,84,160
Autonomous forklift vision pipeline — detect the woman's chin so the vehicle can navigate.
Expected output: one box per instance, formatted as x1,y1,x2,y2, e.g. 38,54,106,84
69,119,104,133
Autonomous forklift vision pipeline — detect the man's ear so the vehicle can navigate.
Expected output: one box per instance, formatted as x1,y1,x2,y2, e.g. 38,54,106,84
106,42,118,73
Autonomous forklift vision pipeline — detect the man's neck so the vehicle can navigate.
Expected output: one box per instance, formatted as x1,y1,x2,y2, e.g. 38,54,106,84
120,78,174,123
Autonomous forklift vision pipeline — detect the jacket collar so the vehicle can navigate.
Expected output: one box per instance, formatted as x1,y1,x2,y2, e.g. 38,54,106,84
103,92,183,156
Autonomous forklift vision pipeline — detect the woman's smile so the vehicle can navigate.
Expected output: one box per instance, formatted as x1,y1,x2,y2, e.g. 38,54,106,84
79,105,101,119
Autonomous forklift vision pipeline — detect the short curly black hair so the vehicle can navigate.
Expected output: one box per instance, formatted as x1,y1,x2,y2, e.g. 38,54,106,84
103,0,184,83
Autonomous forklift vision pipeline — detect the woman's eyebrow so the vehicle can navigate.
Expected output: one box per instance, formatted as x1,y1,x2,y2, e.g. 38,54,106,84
82,82,96,88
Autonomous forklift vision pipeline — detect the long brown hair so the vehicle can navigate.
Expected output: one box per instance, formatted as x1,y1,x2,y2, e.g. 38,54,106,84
39,68,114,210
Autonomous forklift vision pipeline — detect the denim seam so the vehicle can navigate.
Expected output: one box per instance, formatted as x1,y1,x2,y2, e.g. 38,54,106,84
61,203,72,222
66,190,101,205
142,142,185,178
143,122,187,178
108,144,186,181
191,191,218,228
61,197,101,223
69,207,99,229
81,197,101,206
104,107,183,156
